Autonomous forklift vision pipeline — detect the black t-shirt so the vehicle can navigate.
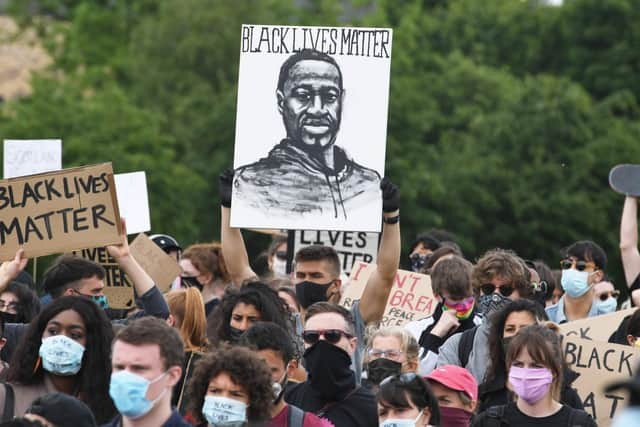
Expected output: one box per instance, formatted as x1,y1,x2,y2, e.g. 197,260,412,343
284,382,377,427
473,403,596,427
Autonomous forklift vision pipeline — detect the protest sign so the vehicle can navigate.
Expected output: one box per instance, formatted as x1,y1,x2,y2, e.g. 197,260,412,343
0,163,122,261
231,24,393,232
559,308,636,342
563,335,640,426
129,233,181,293
114,172,151,235
289,230,379,275
340,262,436,327
3,139,62,179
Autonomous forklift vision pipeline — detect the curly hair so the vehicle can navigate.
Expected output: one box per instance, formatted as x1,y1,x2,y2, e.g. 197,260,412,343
4,281,41,323
7,296,115,423
472,249,531,298
206,281,292,346
187,345,273,423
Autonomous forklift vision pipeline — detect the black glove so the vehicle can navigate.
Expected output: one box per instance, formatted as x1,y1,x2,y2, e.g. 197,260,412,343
219,168,234,208
380,177,400,213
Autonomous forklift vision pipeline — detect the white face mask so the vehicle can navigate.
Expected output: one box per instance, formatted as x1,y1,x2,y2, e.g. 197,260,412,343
272,256,288,277
380,410,423,427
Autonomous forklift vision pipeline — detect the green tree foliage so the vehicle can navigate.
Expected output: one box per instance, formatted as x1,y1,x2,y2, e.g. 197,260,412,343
1,0,639,289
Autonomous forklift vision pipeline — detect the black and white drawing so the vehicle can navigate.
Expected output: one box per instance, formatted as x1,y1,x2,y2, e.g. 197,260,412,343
231,25,393,232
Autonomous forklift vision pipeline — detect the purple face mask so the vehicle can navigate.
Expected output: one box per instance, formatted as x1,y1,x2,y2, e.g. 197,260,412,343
508,366,553,405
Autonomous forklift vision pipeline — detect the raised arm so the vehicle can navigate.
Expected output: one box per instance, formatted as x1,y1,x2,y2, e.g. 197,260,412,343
620,197,640,287
358,178,401,324
219,168,258,286
0,249,28,293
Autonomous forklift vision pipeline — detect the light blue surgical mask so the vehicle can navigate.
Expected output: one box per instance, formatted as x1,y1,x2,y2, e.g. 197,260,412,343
612,407,640,427
596,296,617,314
39,335,85,376
202,395,247,426
380,411,423,427
109,370,167,419
561,268,591,298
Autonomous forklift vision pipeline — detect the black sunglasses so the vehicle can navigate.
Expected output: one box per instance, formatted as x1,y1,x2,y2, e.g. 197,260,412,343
302,329,353,345
560,259,596,272
481,283,514,297
598,291,620,301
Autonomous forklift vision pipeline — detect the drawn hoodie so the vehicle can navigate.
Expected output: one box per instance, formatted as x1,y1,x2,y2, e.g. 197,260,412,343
234,139,380,219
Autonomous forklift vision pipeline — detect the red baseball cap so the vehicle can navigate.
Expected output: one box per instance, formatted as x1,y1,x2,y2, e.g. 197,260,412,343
426,365,478,401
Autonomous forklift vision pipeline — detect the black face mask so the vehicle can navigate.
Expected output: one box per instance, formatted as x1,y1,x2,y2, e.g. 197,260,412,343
477,293,511,317
303,340,355,400
181,276,203,291
0,311,18,324
295,280,333,309
366,358,403,386
228,326,245,343
410,253,428,272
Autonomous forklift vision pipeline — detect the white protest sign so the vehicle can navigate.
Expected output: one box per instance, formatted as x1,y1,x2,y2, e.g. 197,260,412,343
559,308,636,342
3,139,62,178
291,230,379,275
563,335,640,426
114,172,150,235
341,262,436,327
231,24,393,232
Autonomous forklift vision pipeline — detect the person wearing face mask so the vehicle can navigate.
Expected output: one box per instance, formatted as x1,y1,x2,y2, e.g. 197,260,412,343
592,279,619,314
180,243,231,316
267,237,290,279
427,365,477,427
285,303,377,426
240,322,333,427
472,324,596,427
105,317,190,427
437,250,533,383
0,297,115,423
219,170,401,385
546,240,609,323
477,300,582,414
0,282,40,324
363,327,419,390
377,373,440,427
404,256,483,375
188,346,273,427
408,233,441,273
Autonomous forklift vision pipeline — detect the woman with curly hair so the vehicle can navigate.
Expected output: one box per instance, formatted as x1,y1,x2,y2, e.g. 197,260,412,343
0,281,40,324
0,296,115,423
206,282,294,347
188,345,273,426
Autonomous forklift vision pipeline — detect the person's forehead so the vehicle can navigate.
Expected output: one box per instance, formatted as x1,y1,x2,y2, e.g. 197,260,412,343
257,348,286,370
505,310,535,325
285,60,340,89
0,292,17,301
295,260,332,275
305,312,347,330
179,258,198,274
112,341,162,365
593,281,614,293
372,335,401,350
232,302,260,316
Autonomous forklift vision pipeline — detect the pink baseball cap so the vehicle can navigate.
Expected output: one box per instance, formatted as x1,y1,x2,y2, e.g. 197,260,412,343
426,365,478,401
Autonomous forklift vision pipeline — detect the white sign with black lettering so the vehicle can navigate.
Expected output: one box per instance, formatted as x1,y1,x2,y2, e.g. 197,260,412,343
3,139,62,179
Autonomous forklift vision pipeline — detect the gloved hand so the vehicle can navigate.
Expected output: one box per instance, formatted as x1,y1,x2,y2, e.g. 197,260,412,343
380,177,400,213
219,168,234,208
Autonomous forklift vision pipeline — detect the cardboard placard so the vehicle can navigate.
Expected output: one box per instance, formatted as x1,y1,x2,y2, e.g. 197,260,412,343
340,262,436,327
114,172,151,235
559,308,636,342
0,163,122,261
129,233,181,293
3,139,62,179
231,24,393,232
563,335,640,426
290,230,379,275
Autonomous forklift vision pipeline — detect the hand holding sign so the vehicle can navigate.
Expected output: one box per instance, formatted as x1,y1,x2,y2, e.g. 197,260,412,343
106,218,130,261
0,248,27,290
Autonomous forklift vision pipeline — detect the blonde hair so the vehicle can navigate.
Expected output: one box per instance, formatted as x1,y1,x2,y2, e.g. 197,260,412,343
365,326,419,364
166,288,208,352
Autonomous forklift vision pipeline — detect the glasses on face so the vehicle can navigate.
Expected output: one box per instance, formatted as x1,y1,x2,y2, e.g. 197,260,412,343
368,348,403,360
481,283,514,297
302,329,353,345
597,291,620,301
0,301,18,312
560,259,596,271
380,372,418,387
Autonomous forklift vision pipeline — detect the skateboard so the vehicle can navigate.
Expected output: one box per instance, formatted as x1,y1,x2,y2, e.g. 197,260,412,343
609,164,640,196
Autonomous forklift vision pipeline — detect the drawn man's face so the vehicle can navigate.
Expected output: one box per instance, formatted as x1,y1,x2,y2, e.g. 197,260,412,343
278,59,342,149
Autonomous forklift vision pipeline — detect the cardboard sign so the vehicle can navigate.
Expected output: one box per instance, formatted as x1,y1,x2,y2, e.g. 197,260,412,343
3,139,62,179
563,335,640,426
290,230,379,275
559,308,636,342
114,172,151,235
340,262,436,327
0,163,122,261
72,233,182,308
231,24,393,232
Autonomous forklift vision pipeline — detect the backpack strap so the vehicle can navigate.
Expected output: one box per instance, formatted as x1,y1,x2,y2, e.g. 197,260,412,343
2,383,14,422
287,404,305,427
567,407,592,426
458,326,478,368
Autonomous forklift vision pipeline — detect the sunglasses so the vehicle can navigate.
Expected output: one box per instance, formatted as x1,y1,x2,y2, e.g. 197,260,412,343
302,329,353,345
481,283,514,297
380,372,418,387
560,259,596,271
598,291,620,301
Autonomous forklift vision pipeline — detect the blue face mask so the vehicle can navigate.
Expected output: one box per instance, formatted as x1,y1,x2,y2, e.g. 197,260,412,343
91,295,109,310
39,335,85,376
109,370,167,419
380,411,423,427
561,268,591,298
612,407,640,427
596,297,617,314
202,395,247,426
